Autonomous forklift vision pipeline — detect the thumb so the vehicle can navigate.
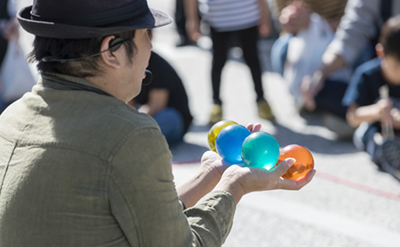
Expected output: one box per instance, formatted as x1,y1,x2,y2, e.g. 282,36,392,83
273,158,296,176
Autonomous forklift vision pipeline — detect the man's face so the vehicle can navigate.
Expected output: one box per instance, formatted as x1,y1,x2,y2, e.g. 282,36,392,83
382,55,400,85
120,28,152,102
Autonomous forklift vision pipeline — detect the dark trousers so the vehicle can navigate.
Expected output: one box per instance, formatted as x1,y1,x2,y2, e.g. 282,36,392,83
175,0,188,40
210,26,264,104
0,36,7,68
314,79,348,119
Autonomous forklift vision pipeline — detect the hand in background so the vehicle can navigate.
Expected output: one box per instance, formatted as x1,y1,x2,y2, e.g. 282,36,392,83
390,108,400,130
279,1,311,35
184,0,202,42
2,18,19,40
186,19,201,42
301,71,324,111
376,98,393,124
258,0,272,38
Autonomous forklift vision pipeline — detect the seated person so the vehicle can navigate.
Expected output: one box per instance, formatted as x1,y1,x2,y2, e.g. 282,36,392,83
342,15,400,178
271,0,351,111
271,0,356,139
129,31,193,144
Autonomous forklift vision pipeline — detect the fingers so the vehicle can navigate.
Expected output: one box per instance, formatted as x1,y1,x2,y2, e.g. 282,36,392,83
272,158,296,176
246,123,261,133
201,150,220,162
278,169,316,190
272,158,316,190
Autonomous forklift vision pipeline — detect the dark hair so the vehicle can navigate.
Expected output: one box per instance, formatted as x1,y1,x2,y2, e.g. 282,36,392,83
379,15,400,61
27,30,136,78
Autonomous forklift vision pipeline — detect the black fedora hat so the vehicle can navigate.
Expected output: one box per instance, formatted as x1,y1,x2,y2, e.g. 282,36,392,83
17,0,172,39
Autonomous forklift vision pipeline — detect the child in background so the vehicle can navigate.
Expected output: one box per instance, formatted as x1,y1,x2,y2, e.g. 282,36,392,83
342,15,400,179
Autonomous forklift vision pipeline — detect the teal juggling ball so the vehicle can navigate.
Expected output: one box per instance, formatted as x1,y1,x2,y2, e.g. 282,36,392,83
241,132,280,170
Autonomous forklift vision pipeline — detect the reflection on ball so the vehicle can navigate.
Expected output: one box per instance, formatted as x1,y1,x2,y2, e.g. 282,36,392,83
241,132,280,170
215,124,251,164
208,120,238,152
278,144,314,181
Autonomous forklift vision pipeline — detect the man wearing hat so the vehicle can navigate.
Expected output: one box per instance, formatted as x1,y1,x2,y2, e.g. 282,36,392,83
0,0,315,246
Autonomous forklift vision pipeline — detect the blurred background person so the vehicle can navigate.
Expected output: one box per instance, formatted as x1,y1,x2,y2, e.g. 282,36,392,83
129,30,193,145
300,0,400,136
270,0,356,139
0,0,35,113
185,0,275,124
174,0,195,47
342,15,400,179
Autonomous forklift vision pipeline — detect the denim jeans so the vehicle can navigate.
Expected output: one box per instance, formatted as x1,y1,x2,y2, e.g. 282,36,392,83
153,107,185,144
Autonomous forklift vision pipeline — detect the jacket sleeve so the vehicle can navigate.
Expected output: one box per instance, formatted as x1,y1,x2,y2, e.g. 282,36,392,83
108,127,236,247
326,0,380,64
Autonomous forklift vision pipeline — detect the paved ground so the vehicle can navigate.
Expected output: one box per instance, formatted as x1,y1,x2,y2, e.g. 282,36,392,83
17,0,400,246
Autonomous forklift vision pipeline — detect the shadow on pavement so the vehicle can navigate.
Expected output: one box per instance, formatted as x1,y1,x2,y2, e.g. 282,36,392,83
273,122,358,155
170,141,208,164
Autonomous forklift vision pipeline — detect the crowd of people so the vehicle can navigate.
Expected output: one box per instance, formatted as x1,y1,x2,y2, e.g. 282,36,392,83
268,0,400,177
177,0,400,178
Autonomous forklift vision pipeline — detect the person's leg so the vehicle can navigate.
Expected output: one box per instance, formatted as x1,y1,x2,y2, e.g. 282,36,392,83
237,26,274,120
174,0,191,47
210,27,230,105
315,79,355,139
209,27,230,123
380,138,400,180
362,124,382,166
270,34,291,76
237,26,264,102
314,79,348,119
152,107,185,145
0,36,8,70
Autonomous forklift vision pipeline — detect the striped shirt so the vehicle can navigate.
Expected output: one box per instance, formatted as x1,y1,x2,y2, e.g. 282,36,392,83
199,0,261,32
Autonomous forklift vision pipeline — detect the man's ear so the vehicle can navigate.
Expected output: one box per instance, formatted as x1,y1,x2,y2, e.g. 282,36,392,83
99,36,121,68
376,43,385,58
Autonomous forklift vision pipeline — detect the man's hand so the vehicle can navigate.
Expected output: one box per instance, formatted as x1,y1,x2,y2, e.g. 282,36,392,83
200,123,262,178
214,158,316,203
177,123,262,208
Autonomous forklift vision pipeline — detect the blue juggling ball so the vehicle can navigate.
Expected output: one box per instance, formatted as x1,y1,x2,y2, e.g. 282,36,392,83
215,124,251,164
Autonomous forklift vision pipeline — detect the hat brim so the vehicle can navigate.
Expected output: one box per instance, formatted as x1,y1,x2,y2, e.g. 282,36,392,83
17,6,172,39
